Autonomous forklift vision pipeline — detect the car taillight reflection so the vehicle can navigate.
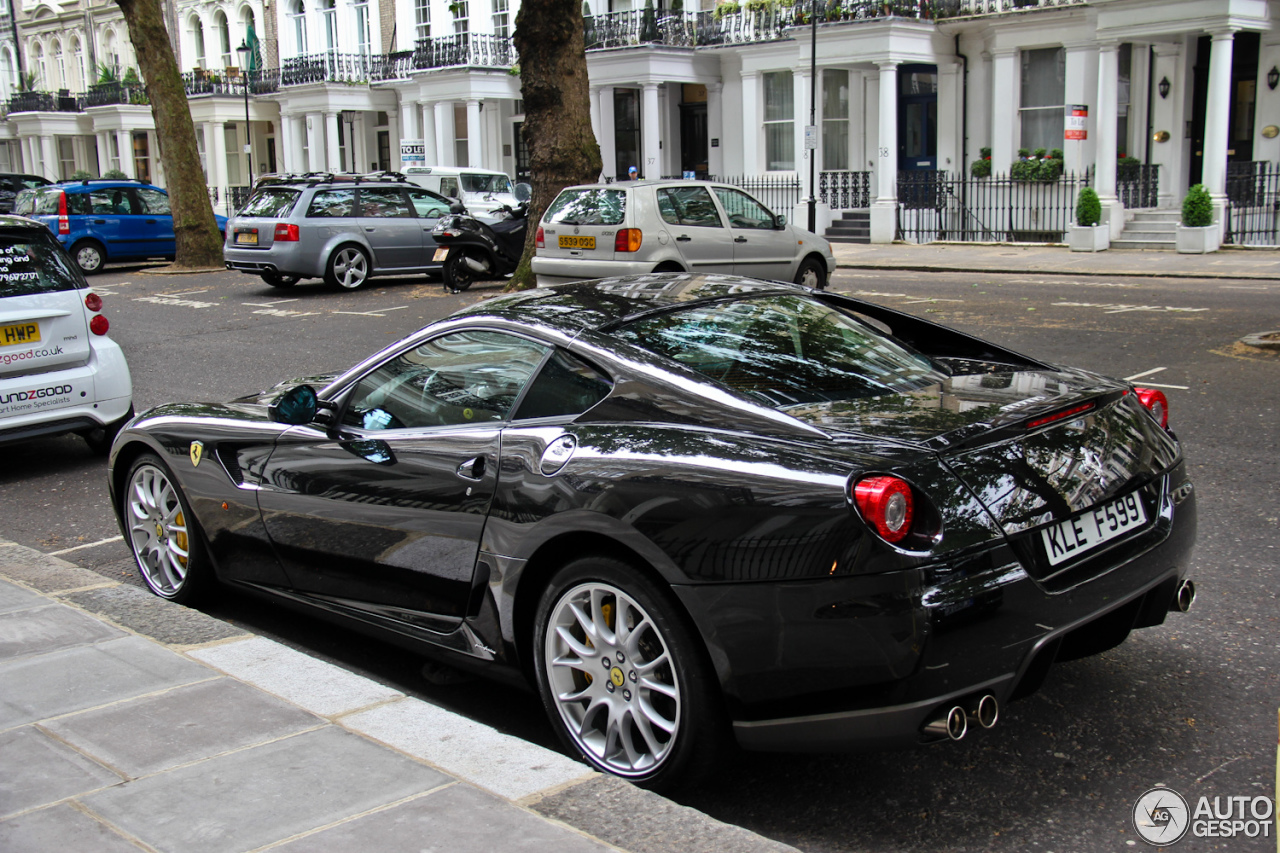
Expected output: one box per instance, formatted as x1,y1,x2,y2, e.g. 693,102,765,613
1134,387,1169,429
274,223,300,241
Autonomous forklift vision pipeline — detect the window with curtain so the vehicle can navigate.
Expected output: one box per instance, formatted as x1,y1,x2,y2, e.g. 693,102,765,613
291,1,307,54
1019,47,1065,152
415,0,430,41
822,69,849,171
763,70,794,171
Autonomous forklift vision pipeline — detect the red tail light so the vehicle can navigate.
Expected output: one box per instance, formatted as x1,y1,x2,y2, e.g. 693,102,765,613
1135,387,1169,428
853,475,914,544
615,228,642,252
274,223,300,241
89,314,109,336
536,226,545,248
58,191,69,235
84,292,102,312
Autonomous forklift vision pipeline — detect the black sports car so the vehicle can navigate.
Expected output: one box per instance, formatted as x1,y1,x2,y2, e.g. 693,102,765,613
108,274,1197,790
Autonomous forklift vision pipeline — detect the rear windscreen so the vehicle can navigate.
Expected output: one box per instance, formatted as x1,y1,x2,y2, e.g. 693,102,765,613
241,188,302,218
0,230,83,298
543,189,626,226
32,189,62,216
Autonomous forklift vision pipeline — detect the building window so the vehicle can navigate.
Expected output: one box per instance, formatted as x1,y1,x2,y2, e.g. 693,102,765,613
108,134,121,172
1117,43,1132,156
322,0,337,51
291,1,308,54
454,103,468,166
216,12,232,68
354,0,371,55
71,38,84,91
414,0,431,41
34,43,47,89
224,125,241,185
492,0,509,37
1019,46,1065,152
763,70,794,171
58,137,75,179
452,0,469,34
822,69,848,171
133,132,150,184
53,40,65,90
191,15,206,68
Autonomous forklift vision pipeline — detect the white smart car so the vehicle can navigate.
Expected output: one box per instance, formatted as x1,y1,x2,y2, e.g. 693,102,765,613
0,214,132,454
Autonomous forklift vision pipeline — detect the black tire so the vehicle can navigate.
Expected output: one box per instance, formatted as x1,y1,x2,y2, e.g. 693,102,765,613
262,271,300,288
83,405,134,456
71,240,106,275
533,556,726,792
120,453,215,605
324,245,371,290
794,256,827,290
442,248,485,292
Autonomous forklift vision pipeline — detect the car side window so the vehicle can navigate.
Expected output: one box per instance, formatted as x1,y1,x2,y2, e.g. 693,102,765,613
358,188,413,218
713,188,775,230
439,177,460,199
658,187,724,228
407,188,450,219
134,188,171,215
90,189,133,215
342,330,550,431
306,189,356,218
514,350,613,420
64,193,90,215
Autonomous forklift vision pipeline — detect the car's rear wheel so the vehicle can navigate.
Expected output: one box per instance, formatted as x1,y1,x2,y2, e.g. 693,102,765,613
442,248,484,292
122,453,213,605
262,271,300,288
324,246,370,290
795,256,827,290
533,556,725,792
71,240,105,275
82,406,134,456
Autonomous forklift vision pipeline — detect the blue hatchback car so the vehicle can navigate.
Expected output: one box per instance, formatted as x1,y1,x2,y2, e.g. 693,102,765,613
25,180,228,274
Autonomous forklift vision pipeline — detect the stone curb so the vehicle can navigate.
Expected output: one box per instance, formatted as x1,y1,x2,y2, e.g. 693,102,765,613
1239,330,1280,350
0,539,800,853
835,260,1278,281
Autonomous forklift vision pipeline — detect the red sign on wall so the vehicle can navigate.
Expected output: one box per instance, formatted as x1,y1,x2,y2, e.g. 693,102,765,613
1065,104,1088,141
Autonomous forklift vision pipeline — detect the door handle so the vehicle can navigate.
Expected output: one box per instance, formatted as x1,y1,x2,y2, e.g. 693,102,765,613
676,235,691,242
734,236,748,243
92,219,106,224
365,227,376,232
456,456,485,481
146,219,157,224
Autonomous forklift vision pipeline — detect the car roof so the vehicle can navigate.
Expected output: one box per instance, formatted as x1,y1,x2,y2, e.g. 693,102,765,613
52,180,165,191
557,180,726,191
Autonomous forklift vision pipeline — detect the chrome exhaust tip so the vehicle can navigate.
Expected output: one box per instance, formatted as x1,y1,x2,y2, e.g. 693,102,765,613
1174,579,1196,613
923,705,968,741
968,694,999,729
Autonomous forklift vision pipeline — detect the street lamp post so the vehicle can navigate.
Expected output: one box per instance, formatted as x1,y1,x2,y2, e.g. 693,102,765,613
236,40,254,194
806,0,817,233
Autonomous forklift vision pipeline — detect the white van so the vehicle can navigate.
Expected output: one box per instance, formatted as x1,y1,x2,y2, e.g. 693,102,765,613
402,167,521,216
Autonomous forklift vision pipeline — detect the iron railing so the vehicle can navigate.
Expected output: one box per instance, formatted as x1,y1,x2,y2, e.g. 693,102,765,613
819,170,872,209
931,0,1085,16
184,70,280,96
282,52,378,86
410,33,515,71
718,174,803,215
1224,161,1280,247
84,82,149,107
1117,163,1159,209
897,169,1092,243
6,90,83,113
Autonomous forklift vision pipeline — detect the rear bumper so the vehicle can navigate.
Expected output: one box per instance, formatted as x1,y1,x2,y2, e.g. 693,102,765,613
224,242,320,278
531,256,655,286
0,337,132,444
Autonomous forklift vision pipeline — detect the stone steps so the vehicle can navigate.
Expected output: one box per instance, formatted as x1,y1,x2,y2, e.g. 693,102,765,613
826,210,870,244
1114,209,1178,250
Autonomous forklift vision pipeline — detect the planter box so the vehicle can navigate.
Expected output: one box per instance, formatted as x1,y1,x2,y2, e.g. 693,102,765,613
1068,223,1109,252
1176,223,1219,254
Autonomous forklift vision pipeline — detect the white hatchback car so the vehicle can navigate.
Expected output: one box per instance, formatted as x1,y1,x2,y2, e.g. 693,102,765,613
532,180,836,289
0,215,132,454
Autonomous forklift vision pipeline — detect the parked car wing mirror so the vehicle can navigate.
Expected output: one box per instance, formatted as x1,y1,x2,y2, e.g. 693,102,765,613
775,214,787,228
515,182,532,202
449,200,467,215
270,385,318,425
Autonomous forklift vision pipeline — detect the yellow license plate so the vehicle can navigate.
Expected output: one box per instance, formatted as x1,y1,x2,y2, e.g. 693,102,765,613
235,232,258,245
558,235,596,249
1,322,39,347
433,247,450,262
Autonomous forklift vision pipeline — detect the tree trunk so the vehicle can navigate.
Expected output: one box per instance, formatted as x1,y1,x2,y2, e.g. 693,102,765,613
507,0,602,290
115,0,224,269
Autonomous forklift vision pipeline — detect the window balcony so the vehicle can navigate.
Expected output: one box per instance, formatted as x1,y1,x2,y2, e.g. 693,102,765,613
6,90,83,113
183,69,280,96
410,33,515,70
84,82,149,107
281,52,379,86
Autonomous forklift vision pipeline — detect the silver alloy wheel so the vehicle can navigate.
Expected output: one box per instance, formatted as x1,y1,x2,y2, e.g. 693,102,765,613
797,262,821,289
76,244,103,272
544,582,682,777
331,247,369,289
126,463,191,597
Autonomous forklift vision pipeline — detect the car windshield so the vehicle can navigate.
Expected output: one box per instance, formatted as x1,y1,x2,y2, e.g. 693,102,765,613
461,173,513,194
544,189,626,226
614,294,945,409
0,229,83,298
240,188,302,218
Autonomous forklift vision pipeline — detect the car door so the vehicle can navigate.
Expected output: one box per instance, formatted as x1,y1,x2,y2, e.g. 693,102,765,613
356,187,421,270
407,187,451,263
712,186,795,281
656,185,734,272
131,188,176,258
83,188,132,258
256,329,551,623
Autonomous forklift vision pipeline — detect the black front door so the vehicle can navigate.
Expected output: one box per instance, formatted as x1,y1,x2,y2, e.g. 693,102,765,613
1190,32,1259,186
680,103,708,178
898,64,938,172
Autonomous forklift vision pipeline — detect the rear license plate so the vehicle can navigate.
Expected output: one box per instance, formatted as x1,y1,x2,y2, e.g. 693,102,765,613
433,247,450,262
235,231,258,245
1041,492,1147,566
558,235,596,249
1,322,39,347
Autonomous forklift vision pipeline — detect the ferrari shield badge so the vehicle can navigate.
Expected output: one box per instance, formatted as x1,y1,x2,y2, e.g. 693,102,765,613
189,441,204,468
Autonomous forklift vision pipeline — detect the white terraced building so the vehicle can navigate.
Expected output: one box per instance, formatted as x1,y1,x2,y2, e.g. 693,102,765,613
2,0,1279,245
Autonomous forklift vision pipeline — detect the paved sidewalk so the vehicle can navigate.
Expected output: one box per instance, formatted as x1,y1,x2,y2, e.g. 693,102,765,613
0,540,797,853
831,241,1280,280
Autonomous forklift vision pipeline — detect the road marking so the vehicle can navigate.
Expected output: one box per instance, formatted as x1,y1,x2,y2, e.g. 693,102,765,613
1052,301,1208,314
167,290,210,297
1139,382,1190,390
49,535,123,556
1219,285,1271,291
135,295,218,308
1124,367,1167,380
852,290,907,298
903,298,964,304
253,308,322,317
243,298,301,307
331,306,409,317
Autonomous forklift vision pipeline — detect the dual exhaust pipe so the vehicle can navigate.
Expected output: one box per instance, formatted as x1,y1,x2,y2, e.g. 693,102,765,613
922,694,999,742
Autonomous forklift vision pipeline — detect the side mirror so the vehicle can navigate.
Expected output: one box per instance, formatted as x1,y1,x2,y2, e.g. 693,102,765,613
514,182,532,202
449,200,467,215
270,385,318,425
775,214,787,228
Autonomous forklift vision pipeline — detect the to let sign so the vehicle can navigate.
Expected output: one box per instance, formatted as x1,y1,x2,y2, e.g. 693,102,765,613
400,140,426,162
1065,105,1088,141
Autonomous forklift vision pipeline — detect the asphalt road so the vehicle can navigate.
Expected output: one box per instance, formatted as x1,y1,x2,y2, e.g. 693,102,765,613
2,263,1276,852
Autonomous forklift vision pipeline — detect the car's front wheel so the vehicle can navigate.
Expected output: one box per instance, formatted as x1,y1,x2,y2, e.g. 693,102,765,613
533,556,725,792
324,245,370,290
71,240,106,275
122,453,214,605
262,271,300,288
794,256,827,290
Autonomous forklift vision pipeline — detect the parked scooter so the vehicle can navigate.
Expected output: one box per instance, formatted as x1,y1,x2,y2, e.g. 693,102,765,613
432,187,531,292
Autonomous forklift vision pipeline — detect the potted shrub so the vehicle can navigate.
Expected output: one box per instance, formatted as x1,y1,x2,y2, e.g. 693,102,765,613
1177,184,1219,253
970,146,992,178
1068,186,1108,252
1010,148,1037,181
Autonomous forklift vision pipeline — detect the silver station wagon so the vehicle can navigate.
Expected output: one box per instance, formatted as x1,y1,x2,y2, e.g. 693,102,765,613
223,173,454,290
532,180,836,289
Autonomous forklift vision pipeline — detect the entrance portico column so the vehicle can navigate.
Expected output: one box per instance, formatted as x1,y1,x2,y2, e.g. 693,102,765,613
419,101,438,164
305,113,321,172
1095,42,1122,236
41,135,58,181
641,82,660,179
116,131,135,179
597,87,615,180
589,86,602,146
708,81,724,177
794,68,811,179
466,98,482,168
210,121,228,214
324,110,341,172
435,101,454,166
279,113,294,173
399,98,417,166
870,60,899,243
1203,29,1237,229
742,71,759,174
